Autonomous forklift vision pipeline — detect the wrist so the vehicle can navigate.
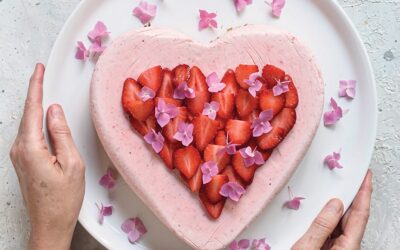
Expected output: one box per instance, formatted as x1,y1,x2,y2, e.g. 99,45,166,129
29,225,74,250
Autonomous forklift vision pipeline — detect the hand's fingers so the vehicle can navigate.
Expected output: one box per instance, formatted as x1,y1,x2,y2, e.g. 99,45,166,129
19,63,45,138
343,169,372,245
46,104,83,173
292,199,344,250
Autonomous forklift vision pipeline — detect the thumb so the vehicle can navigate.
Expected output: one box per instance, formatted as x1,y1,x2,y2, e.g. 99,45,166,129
292,198,344,250
47,104,81,171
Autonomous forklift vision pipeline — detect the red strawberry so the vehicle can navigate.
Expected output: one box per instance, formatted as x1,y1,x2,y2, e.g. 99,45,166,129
129,115,156,136
122,78,154,121
271,108,296,136
182,166,202,193
232,152,257,184
212,93,235,120
234,64,259,89
262,64,285,87
159,140,180,170
221,165,246,187
193,115,219,151
256,127,285,150
261,149,272,161
259,89,285,116
137,65,162,92
225,119,251,145
205,174,229,204
172,64,190,88
199,188,226,219
243,110,260,123
162,107,188,143
155,97,182,107
284,76,299,108
158,69,174,98
187,66,210,115
216,119,226,130
174,146,201,179
215,130,227,146
235,89,258,118
221,69,239,95
204,144,230,172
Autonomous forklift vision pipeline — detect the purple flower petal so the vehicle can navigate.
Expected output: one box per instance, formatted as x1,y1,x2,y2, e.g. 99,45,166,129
220,182,246,202
198,10,218,31
99,168,116,189
173,82,195,100
251,110,273,137
155,99,178,127
239,147,265,167
144,129,164,153
272,79,290,96
201,161,219,184
202,101,220,120
323,98,344,126
139,86,155,102
206,72,226,93
173,122,194,146
121,217,147,244
133,1,157,24
87,21,109,43
245,72,262,97
284,197,305,210
324,151,343,170
252,238,271,250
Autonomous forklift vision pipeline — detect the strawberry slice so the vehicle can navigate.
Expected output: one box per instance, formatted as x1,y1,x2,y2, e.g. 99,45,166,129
137,65,162,92
243,110,260,123
158,69,174,98
204,144,230,172
234,64,259,89
155,97,182,107
182,166,202,193
187,66,210,115
174,146,201,179
259,89,285,116
284,76,299,108
256,126,285,150
193,115,219,151
221,165,246,187
129,115,156,136
235,89,258,118
162,107,188,143
215,130,227,146
221,69,239,95
261,149,272,162
225,119,251,145
122,78,154,121
271,108,296,136
232,152,257,184
172,64,190,88
205,174,229,204
199,188,226,219
262,64,285,87
212,93,235,120
159,140,180,170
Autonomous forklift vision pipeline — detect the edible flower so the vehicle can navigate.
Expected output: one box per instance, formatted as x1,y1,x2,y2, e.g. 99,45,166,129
173,122,194,146
144,129,165,153
139,86,155,102
323,98,343,126
133,1,157,24
121,217,147,244
239,147,265,167
252,238,271,250
96,203,113,225
173,82,196,100
87,21,109,43
202,101,220,120
272,79,290,96
245,72,263,97
75,41,89,60
251,110,273,137
198,10,218,31
230,239,250,250
218,136,238,156
234,0,253,12
155,99,179,127
220,182,246,202
99,168,117,189
324,151,343,170
206,72,226,93
284,187,305,210
270,0,286,17
339,80,356,99
201,161,219,184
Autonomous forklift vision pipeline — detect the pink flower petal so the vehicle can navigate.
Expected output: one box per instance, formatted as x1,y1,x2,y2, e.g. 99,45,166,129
121,217,147,244
252,238,271,250
173,82,195,100
206,72,226,93
144,129,164,153
323,98,344,126
245,72,262,97
339,80,357,99
220,182,246,202
75,41,89,60
133,1,157,24
251,110,273,137
198,9,218,31
96,203,113,225
235,0,253,12
99,168,116,189
87,21,109,43
173,122,194,146
239,147,265,167
89,40,106,55
155,99,178,127
201,161,219,184
272,80,290,96
139,86,156,102
202,101,220,120
284,197,305,210
271,0,286,17
324,151,343,170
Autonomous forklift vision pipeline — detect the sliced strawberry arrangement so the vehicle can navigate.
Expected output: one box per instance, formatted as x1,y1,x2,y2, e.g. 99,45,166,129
121,64,299,219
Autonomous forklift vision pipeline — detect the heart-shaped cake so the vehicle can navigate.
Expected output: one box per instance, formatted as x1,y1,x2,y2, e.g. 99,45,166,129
91,25,324,249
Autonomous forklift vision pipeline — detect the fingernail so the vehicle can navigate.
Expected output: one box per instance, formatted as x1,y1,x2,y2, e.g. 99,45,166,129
51,105,63,119
326,199,342,213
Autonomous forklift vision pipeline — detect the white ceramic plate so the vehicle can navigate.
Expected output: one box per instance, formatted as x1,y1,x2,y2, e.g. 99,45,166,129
42,0,377,249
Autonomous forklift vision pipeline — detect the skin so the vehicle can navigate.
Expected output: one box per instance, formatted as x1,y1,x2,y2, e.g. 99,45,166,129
10,64,372,250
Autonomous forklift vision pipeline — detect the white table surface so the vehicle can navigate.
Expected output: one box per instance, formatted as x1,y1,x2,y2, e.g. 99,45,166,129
0,0,399,249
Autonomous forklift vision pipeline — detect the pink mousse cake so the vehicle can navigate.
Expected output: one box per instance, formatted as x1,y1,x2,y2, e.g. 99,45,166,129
90,25,324,249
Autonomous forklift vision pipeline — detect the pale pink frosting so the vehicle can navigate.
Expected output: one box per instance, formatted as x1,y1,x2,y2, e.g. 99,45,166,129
90,25,324,250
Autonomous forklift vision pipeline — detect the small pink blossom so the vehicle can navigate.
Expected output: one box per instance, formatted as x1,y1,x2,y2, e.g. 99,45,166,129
284,187,305,210
200,161,219,184
89,40,106,55
234,0,253,12
144,129,164,153
220,182,246,202
324,151,343,170
121,217,147,244
87,21,109,43
339,80,356,99
230,239,251,250
202,101,220,120
206,72,226,93
173,122,194,146
271,0,286,17
139,86,155,102
252,238,271,250
133,1,157,24
272,79,290,96
173,82,196,100
198,10,218,31
218,137,239,156
251,110,273,137
244,72,263,97
239,147,265,167
75,41,89,60
323,98,344,126
155,99,179,127
99,168,117,189
96,203,113,225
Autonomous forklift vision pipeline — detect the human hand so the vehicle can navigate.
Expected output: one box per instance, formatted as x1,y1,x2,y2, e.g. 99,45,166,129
9,64,85,250
292,170,372,250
